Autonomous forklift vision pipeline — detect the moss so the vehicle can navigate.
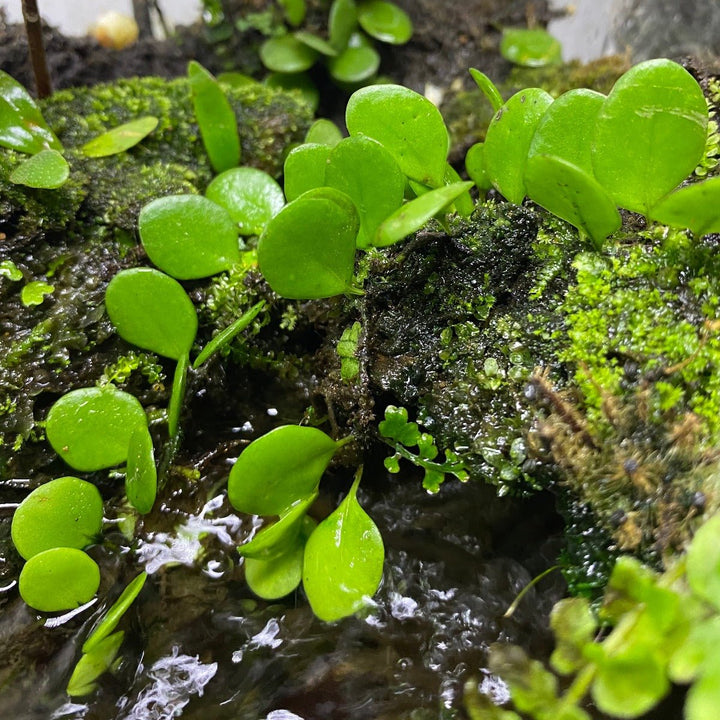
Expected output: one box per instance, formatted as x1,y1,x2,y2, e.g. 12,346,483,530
337,201,581,490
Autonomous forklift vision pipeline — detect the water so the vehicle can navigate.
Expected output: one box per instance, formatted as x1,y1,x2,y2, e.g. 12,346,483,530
0,463,565,719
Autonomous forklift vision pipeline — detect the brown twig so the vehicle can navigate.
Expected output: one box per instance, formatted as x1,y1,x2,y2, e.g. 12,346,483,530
132,0,153,39
21,0,52,98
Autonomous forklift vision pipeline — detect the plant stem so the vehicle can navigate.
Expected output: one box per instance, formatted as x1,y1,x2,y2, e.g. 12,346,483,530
21,0,52,99
132,0,153,39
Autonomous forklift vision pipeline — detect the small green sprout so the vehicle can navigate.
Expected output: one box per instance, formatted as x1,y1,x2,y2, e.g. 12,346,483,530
9,149,69,189
67,572,147,696
138,195,240,279
329,0,357,50
257,187,360,299
80,116,158,157
0,259,23,281
19,547,100,612
379,405,469,493
205,166,285,236
20,280,54,306
303,467,384,621
337,321,362,381
125,425,157,514
46,385,148,472
188,60,240,173
499,28,562,68
11,476,103,560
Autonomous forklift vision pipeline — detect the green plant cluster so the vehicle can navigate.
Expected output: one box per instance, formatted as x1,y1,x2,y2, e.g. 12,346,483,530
466,59,720,245
467,513,720,720
258,0,413,101
379,405,468,493
228,425,383,620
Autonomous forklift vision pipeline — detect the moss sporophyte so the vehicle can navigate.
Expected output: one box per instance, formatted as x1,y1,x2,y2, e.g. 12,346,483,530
5,50,720,711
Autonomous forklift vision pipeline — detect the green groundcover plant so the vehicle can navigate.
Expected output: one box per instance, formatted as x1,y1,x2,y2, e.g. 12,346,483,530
4,48,720,706
465,513,720,720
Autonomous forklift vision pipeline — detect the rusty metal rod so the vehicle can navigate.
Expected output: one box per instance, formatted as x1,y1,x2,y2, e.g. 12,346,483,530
21,0,52,98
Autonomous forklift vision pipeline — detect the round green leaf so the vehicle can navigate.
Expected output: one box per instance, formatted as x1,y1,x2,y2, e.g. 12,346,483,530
19,547,101,612
500,28,562,67
484,87,554,204
592,59,708,215
83,572,147,653
265,73,319,112
188,61,240,173
46,386,147,472
357,0,412,45
105,268,198,360
11,477,103,560
525,155,621,247
527,88,606,175
294,31,338,57
9,149,69,189
139,194,239,279
346,84,449,187
687,512,720,611
80,116,158,158
328,36,380,84
206,167,285,236
591,650,670,718
125,425,156,514
283,143,330,202
67,631,125,697
238,493,317,560
305,118,344,147
228,425,341,516
260,35,319,73
375,181,473,247
325,135,405,247
303,475,384,621
649,177,720,237
258,187,359,299
0,69,62,154
244,517,315,600
329,0,358,50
